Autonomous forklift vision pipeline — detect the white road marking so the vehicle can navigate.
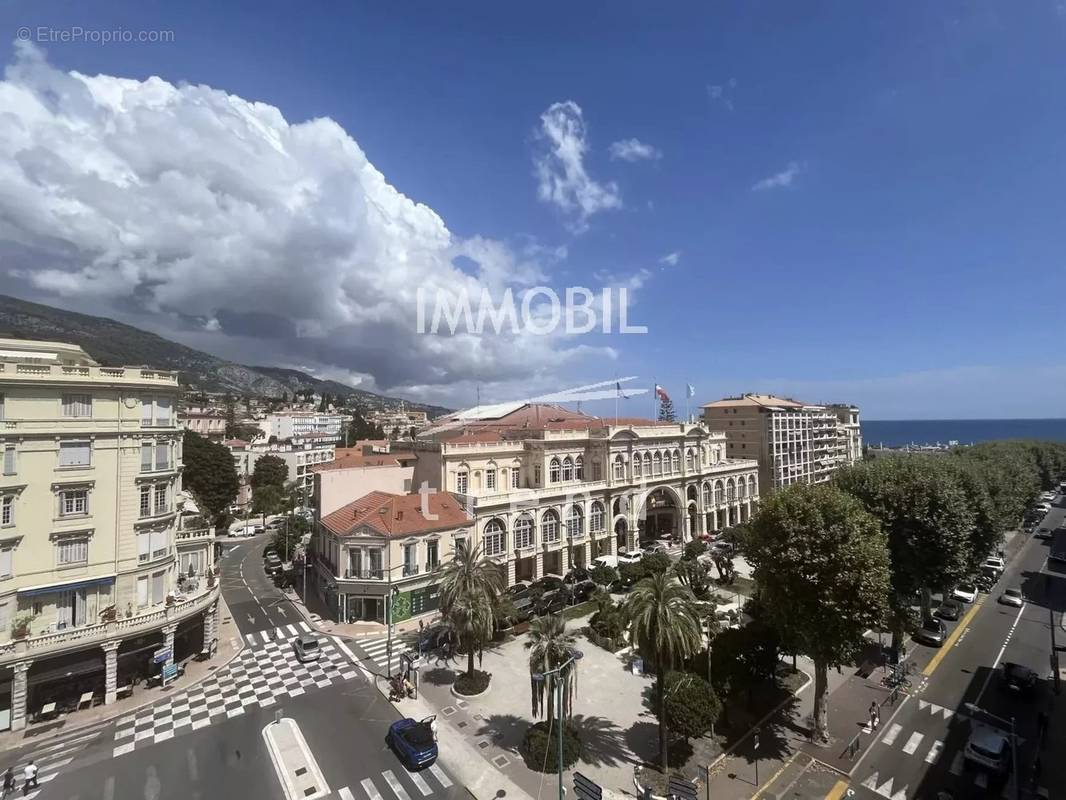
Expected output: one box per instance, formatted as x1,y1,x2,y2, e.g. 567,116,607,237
902,731,924,754
382,770,411,800
361,779,383,800
339,789,356,800
976,601,1027,703
881,723,903,746
428,764,452,788
286,624,298,636
259,630,271,644
405,769,432,796
103,776,115,800
299,621,311,632
925,739,944,763
187,747,199,782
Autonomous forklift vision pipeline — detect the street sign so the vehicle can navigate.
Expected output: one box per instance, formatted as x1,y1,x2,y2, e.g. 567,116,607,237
573,772,602,800
152,647,172,664
161,663,178,686
666,776,697,800
753,729,760,750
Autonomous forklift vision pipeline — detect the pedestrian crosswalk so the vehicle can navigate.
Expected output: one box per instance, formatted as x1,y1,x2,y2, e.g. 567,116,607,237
112,632,359,756
356,634,420,676
5,720,107,799
335,764,453,800
243,620,315,646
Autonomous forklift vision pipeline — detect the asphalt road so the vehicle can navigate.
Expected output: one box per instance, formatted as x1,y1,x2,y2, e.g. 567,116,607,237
848,496,1065,800
218,533,303,638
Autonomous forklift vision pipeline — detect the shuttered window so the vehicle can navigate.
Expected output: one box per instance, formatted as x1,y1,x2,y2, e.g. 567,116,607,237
3,446,15,476
58,440,91,467
62,394,92,417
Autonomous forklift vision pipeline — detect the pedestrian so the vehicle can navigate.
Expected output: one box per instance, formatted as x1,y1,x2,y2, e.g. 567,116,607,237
477,648,483,669
1038,709,1049,745
430,716,438,742
2,766,15,799
869,702,879,731
21,761,37,796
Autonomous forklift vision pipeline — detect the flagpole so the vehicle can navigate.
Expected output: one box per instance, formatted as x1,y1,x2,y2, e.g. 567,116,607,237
614,380,619,427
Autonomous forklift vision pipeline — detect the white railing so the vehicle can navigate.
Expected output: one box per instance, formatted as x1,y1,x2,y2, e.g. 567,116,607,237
0,362,178,385
176,528,213,542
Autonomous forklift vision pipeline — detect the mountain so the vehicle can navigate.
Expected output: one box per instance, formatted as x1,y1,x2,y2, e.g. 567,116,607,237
0,294,449,415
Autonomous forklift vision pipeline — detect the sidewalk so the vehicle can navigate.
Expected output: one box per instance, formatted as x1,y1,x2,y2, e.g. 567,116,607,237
284,583,433,638
0,593,243,752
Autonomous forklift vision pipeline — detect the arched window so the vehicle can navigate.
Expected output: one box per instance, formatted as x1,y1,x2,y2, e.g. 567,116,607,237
738,479,746,499
726,478,736,502
575,455,584,481
633,453,642,478
514,514,535,550
714,480,724,505
702,482,711,506
590,501,605,532
686,449,695,472
663,451,672,475
613,454,626,481
549,457,561,483
483,518,506,557
748,476,757,497
643,452,652,475
562,456,574,482
672,450,681,474
541,509,560,543
566,506,584,539
653,452,663,476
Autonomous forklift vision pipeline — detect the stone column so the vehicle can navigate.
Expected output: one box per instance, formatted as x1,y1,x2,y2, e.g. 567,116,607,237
163,623,177,668
506,558,516,588
102,640,121,705
581,541,590,568
10,660,32,731
202,601,217,653
534,551,543,581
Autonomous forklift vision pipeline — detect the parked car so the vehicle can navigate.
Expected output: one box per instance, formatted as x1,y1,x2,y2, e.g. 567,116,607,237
292,633,321,663
935,599,963,621
571,579,596,602
1035,528,1053,540
642,542,668,556
710,541,736,557
266,518,286,531
264,553,283,575
617,549,644,564
263,545,279,559
952,584,979,603
230,524,263,538
964,721,1011,774
506,580,533,600
591,555,619,570
387,716,438,769
983,556,1006,574
533,575,566,594
534,590,567,616
1000,662,1037,696
999,588,1024,608
508,597,534,625
914,618,947,647
563,567,591,585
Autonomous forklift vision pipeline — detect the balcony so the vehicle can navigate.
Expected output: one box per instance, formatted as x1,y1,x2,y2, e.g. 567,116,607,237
402,564,419,578
0,362,179,386
0,583,219,666
343,568,384,580
176,528,213,545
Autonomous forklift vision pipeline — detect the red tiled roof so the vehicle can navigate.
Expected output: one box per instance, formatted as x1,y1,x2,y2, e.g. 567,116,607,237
311,447,416,472
320,491,471,537
223,439,249,447
426,404,673,441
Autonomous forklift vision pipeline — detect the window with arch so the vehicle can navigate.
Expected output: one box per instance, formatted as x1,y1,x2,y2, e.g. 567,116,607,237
566,506,584,539
514,514,535,550
738,479,746,499
613,454,625,481
541,509,560,543
726,478,736,502
748,476,757,497
686,449,695,472
714,481,724,505
590,501,605,532
456,470,468,494
643,452,652,475
483,518,506,557
672,450,681,474
702,482,711,506
561,456,574,482
653,452,663,476
663,452,671,475
633,453,642,478
575,455,584,480
549,458,561,483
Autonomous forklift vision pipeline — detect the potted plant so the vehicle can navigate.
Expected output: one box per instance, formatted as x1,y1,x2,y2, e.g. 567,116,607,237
11,613,33,640
99,605,117,623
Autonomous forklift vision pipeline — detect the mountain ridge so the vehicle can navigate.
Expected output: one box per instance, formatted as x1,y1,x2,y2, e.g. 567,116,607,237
0,294,449,416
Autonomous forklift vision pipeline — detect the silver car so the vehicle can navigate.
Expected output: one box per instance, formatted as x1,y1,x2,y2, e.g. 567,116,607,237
998,587,1023,607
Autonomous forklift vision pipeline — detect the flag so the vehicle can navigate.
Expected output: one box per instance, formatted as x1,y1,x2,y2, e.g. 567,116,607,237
655,384,670,402
686,384,695,399
616,381,624,397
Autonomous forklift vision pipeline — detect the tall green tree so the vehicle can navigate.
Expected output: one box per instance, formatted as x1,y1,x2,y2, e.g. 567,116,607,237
181,430,238,528
659,672,721,743
746,483,890,744
527,614,579,723
438,543,504,679
251,454,289,490
623,572,703,773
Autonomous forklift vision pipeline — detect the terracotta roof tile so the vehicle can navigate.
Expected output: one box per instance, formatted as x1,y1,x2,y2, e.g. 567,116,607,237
320,491,471,538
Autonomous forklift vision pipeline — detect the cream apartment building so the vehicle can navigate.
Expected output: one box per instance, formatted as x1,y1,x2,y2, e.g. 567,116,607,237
0,339,218,731
702,394,860,493
409,404,760,589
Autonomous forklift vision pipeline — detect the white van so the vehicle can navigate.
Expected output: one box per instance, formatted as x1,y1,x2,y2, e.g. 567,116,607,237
592,555,618,570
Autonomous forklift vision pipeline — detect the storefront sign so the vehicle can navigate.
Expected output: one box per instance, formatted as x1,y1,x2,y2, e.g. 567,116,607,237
152,647,172,664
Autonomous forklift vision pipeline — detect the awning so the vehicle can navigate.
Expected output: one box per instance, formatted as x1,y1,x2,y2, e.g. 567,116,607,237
18,575,115,597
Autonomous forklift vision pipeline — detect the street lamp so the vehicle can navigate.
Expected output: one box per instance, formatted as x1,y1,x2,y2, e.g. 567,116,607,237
964,703,1018,800
531,649,585,800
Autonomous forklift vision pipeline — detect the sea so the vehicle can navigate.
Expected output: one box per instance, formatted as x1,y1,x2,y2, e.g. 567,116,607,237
863,419,1066,449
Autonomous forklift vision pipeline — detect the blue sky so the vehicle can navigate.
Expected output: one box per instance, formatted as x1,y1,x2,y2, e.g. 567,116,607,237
1,1,1065,418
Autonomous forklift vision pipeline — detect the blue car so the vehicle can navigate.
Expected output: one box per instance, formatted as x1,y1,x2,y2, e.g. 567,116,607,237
387,716,437,769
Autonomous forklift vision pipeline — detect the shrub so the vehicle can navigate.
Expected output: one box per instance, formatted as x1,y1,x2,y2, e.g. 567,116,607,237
453,669,491,696
587,605,627,651
641,552,672,576
658,671,721,741
683,539,707,561
520,721,582,772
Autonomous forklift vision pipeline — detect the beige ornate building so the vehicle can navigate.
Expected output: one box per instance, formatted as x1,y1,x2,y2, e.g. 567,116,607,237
0,339,218,731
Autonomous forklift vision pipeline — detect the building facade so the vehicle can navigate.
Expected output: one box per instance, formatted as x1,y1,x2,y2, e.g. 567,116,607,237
179,409,227,441
0,339,218,731
311,442,416,519
313,491,469,624
228,439,336,509
261,412,349,443
702,394,861,493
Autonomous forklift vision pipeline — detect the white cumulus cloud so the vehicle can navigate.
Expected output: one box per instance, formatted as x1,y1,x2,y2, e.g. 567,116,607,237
0,42,616,403
752,161,804,191
608,138,662,162
533,101,621,233
659,251,681,267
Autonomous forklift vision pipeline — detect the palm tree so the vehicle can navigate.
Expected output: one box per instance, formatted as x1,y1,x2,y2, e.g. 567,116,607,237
624,572,703,774
438,543,504,678
526,614,578,723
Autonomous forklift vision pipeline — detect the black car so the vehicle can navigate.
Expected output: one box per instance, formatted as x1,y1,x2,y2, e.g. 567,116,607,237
913,618,948,647
263,545,279,559
1000,662,1037,696
571,579,596,602
563,567,591,585
507,580,533,600
534,589,568,616
935,600,963,621
534,576,566,594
